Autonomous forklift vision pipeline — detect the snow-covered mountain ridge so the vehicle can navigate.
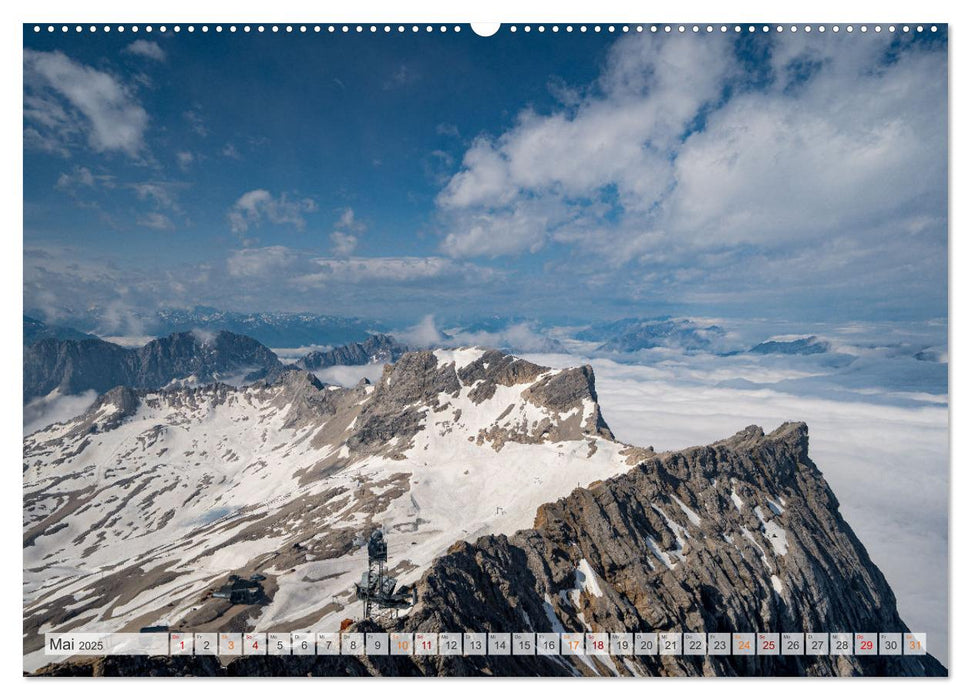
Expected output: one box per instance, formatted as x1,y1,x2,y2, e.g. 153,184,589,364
24,348,629,671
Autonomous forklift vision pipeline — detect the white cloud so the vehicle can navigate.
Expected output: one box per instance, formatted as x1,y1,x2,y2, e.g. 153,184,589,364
55,165,96,190
24,390,98,436
524,349,948,663
395,314,447,347
296,256,495,286
124,40,165,62
176,151,194,170
330,231,358,257
383,64,418,90
128,181,184,218
441,199,556,258
226,245,303,278
137,212,174,230
183,109,208,137
446,34,708,212
227,189,318,233
23,49,149,158
312,363,388,388
329,208,365,257
432,33,947,314
225,246,499,291
665,37,946,248
436,122,460,138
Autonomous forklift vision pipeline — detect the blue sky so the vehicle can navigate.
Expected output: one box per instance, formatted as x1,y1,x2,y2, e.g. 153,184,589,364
23,26,948,328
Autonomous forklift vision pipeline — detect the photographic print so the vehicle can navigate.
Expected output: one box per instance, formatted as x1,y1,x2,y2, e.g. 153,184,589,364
22,21,948,677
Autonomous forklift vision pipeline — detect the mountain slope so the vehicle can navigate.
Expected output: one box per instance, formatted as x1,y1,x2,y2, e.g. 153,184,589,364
23,348,627,672
23,348,941,676
23,315,98,346
23,330,284,402
298,333,407,371
378,422,944,676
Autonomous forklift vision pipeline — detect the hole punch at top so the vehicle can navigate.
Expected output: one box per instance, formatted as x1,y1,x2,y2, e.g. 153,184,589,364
471,23,500,37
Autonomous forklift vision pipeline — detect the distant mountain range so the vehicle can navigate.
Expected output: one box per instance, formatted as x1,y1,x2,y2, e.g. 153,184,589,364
298,333,407,371
23,331,286,402
749,336,831,356
24,306,381,349
577,317,726,353
23,316,98,345
25,348,944,676
23,326,414,405
152,307,381,348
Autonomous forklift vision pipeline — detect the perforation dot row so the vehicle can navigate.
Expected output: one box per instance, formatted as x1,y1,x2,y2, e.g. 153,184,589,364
32,25,466,34
31,24,941,35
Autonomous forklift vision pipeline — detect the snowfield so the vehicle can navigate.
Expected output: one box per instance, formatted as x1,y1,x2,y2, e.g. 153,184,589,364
23,350,632,671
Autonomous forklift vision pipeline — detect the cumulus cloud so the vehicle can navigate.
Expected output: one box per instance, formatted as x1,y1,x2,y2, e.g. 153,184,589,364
55,165,96,190
24,49,149,158
436,33,736,248
395,315,448,347
330,232,358,257
130,181,183,211
124,40,165,62
297,256,498,287
137,212,174,230
227,189,318,233
329,208,365,257
434,32,946,316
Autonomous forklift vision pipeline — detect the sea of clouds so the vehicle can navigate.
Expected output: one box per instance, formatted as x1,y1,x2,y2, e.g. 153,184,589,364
523,348,949,666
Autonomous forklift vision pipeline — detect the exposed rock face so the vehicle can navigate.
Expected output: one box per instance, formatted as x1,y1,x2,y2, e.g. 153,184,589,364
344,348,609,457
24,347,625,674
371,422,944,677
299,334,407,371
23,331,285,402
24,348,943,677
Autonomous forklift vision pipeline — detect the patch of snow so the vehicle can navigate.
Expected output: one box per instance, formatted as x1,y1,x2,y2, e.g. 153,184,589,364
576,559,604,597
542,595,566,634
433,347,486,370
646,536,676,569
671,495,702,527
730,488,743,511
754,505,789,556
740,526,772,571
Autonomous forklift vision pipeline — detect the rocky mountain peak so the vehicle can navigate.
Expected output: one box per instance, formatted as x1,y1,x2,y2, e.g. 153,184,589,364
345,348,614,457
299,333,407,371
380,420,944,677
23,345,940,677
24,330,285,402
